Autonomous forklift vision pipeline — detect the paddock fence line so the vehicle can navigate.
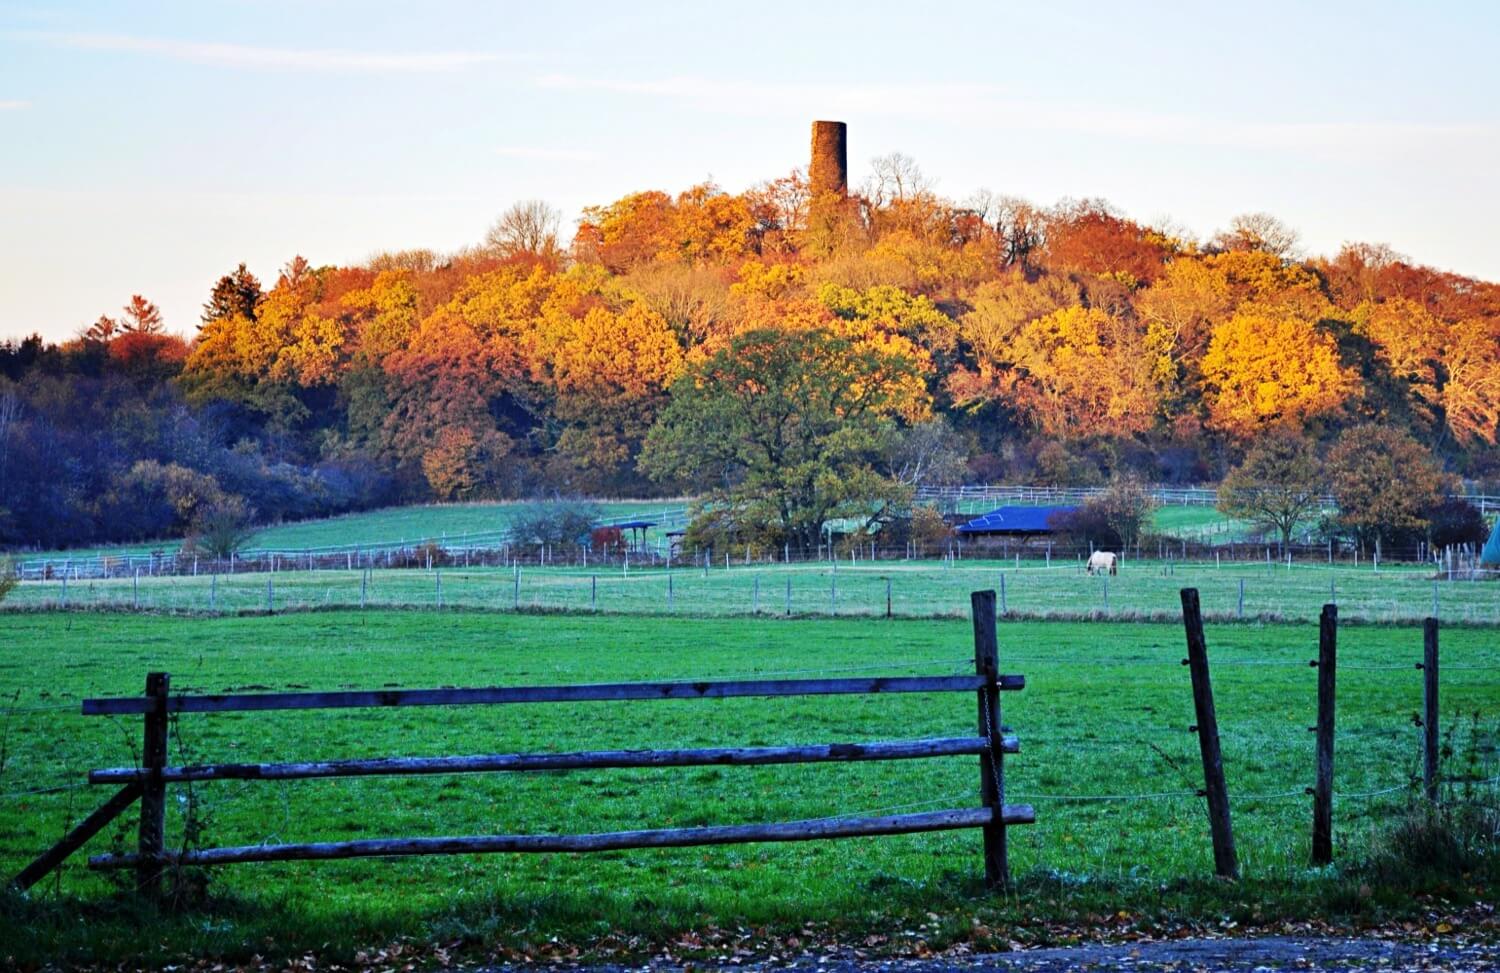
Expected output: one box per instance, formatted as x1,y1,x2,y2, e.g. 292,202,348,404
14,534,1497,585
14,482,1498,582
7,590,1031,896
916,483,1500,514
13,554,1500,625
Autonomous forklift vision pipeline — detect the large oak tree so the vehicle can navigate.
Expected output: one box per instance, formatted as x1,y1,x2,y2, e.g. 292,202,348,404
640,327,925,553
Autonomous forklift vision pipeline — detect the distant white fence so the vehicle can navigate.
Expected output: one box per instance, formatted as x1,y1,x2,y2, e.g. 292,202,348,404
13,507,693,581
12,485,1500,582
916,484,1500,515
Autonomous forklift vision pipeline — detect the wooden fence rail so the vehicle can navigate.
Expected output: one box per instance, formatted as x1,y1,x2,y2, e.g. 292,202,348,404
80,674,1016,715
11,590,1031,895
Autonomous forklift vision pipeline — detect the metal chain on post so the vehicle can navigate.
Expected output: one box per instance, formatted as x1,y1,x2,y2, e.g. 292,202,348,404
979,691,1005,804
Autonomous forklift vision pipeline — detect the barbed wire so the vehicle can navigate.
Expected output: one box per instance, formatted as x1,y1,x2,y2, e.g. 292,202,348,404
1337,782,1411,799
0,781,88,799
1014,789,1198,802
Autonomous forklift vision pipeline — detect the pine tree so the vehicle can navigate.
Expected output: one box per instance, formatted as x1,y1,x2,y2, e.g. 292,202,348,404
202,263,263,326
120,295,164,334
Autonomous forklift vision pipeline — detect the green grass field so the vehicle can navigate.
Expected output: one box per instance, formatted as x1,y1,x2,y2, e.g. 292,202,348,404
18,499,691,561
20,500,1264,565
2,609,1496,965
13,557,1500,625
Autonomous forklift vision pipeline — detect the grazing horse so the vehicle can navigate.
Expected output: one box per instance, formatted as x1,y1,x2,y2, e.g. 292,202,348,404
1087,551,1118,576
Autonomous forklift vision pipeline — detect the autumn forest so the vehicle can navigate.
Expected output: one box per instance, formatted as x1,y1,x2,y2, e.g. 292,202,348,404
3,154,1498,550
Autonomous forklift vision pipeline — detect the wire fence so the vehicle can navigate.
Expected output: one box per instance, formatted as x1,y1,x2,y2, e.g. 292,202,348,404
11,558,1500,625
3,614,1495,898
14,479,1500,581
916,483,1500,515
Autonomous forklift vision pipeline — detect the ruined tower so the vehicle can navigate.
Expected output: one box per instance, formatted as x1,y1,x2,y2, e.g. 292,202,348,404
809,120,848,197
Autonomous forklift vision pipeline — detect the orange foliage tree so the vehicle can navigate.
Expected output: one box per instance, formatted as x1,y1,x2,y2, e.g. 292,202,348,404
1200,310,1353,437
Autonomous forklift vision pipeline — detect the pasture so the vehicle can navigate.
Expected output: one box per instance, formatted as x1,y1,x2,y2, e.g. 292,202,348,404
2,609,1496,965
16,499,691,562
19,498,1249,564
12,556,1500,625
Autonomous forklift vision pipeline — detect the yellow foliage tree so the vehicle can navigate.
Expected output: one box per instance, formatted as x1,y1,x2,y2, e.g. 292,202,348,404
1201,309,1353,436
1441,318,1500,445
1003,305,1161,437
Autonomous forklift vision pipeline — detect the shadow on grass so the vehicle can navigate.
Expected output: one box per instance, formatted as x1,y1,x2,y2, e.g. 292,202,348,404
5,836,1496,969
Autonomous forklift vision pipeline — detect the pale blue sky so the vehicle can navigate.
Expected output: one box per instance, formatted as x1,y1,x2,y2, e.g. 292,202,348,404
2,0,1497,341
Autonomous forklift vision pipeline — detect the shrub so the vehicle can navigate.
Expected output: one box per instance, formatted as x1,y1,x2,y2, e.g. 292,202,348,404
590,525,624,551
910,506,952,551
1050,505,1122,553
1092,475,1156,552
1427,498,1489,550
181,497,255,559
413,541,449,568
0,557,15,604
508,500,602,552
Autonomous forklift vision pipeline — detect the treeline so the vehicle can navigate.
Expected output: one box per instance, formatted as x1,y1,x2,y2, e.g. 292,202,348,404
2,156,1498,549
0,334,395,549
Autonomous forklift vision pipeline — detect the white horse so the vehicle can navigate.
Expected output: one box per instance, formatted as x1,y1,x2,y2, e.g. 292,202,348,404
1087,551,1118,576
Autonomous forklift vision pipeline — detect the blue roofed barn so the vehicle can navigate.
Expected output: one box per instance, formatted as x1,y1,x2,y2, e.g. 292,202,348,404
955,505,1078,537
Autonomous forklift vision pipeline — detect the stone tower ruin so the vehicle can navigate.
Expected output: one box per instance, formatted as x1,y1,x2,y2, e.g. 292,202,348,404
810,120,848,197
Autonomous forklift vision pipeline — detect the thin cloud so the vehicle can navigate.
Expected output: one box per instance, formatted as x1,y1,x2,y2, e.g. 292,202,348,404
494,146,597,162
0,100,30,110
31,32,499,72
534,73,1497,153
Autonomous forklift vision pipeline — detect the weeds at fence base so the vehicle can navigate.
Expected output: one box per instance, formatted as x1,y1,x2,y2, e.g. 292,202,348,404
6,852,1498,969
1363,800,1500,888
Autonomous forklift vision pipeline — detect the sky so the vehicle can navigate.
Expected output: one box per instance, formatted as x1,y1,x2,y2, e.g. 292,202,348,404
1,0,1498,342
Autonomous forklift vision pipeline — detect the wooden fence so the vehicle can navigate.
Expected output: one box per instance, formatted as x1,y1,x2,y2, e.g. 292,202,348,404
9,590,1031,896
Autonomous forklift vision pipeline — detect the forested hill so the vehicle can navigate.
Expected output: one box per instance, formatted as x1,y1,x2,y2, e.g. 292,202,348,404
2,163,1498,549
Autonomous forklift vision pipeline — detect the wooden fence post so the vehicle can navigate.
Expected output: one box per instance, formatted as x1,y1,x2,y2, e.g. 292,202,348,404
885,577,892,618
1180,588,1238,879
1424,618,1440,803
970,590,1008,890
9,784,142,892
1311,603,1337,865
591,575,598,612
137,672,170,896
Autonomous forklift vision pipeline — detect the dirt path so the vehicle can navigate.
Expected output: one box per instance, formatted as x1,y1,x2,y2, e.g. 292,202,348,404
478,936,1500,972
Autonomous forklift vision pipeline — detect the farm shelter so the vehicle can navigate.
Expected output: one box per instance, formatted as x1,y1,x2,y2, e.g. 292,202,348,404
956,505,1078,539
611,520,657,553
1484,517,1500,566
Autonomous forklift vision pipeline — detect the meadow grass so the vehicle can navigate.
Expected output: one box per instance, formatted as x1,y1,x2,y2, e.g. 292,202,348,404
1,609,1495,964
23,500,1255,563
14,556,1500,625
19,499,689,561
